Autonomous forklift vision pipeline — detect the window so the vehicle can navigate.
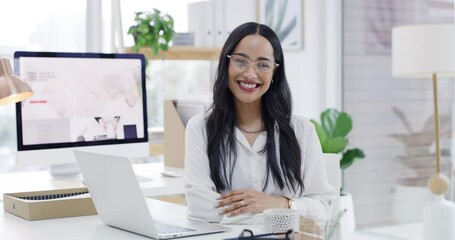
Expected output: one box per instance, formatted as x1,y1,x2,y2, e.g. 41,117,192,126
118,0,214,127
342,0,454,226
0,0,212,171
0,0,86,172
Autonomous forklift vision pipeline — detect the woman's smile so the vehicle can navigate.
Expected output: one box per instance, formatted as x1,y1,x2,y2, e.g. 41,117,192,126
237,80,261,92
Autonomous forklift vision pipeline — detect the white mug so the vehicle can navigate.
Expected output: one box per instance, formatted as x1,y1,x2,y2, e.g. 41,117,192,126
262,208,300,233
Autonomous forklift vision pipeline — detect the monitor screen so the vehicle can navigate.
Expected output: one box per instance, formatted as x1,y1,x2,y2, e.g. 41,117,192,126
14,51,149,170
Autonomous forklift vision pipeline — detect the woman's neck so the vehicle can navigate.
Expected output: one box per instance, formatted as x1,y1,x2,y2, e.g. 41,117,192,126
235,101,263,133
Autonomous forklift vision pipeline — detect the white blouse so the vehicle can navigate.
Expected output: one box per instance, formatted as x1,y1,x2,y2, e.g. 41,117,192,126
184,113,336,224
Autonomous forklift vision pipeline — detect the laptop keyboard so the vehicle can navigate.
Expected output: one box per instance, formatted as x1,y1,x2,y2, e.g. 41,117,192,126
154,220,196,234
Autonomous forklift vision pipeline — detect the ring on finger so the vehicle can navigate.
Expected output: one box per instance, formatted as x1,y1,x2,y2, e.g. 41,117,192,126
240,200,246,207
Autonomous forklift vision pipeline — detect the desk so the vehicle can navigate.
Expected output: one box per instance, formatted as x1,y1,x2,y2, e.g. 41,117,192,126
0,207,261,240
0,205,423,240
0,162,423,240
355,222,422,240
0,162,185,201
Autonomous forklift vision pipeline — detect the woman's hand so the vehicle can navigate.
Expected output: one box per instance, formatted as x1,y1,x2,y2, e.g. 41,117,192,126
216,189,288,217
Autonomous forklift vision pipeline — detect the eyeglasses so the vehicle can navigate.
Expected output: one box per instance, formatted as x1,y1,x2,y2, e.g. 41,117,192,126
227,55,279,74
224,229,294,240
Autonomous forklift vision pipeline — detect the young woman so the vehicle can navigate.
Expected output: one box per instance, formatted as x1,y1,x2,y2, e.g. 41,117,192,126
184,22,335,223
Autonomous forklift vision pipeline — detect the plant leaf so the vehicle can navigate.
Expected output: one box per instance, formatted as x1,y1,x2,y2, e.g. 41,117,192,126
323,137,347,154
265,0,275,26
128,8,174,56
277,16,296,42
275,0,289,33
340,148,365,170
333,112,352,137
321,109,352,138
310,120,327,145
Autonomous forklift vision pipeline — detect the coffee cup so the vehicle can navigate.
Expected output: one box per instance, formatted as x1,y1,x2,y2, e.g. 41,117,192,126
262,208,300,233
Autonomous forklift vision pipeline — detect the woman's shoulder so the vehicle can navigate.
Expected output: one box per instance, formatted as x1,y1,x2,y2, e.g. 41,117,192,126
290,115,314,128
187,110,214,130
290,115,316,136
289,115,318,147
187,112,207,129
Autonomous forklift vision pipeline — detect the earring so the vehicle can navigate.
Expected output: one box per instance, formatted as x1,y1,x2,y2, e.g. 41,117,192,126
271,79,274,84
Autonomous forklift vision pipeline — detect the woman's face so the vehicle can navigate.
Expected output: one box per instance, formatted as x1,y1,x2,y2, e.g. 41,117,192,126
228,34,276,106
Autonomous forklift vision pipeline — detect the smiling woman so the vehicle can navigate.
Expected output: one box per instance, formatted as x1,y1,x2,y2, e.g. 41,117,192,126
184,22,335,224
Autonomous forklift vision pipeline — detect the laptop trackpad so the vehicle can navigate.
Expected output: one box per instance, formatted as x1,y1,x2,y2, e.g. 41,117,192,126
144,198,231,233
145,198,187,219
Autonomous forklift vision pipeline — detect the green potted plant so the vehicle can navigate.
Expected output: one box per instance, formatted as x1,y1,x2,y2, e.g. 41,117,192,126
127,8,175,57
311,108,365,176
311,108,365,240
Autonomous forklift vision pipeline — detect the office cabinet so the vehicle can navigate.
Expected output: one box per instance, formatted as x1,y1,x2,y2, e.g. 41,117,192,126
188,0,257,47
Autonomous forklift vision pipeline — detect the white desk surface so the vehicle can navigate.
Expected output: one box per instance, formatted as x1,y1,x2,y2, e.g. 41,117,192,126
0,207,422,240
0,162,423,240
0,208,260,240
0,162,251,240
0,162,184,200
354,222,422,240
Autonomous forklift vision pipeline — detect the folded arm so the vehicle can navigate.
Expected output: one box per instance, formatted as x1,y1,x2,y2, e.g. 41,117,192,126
184,115,223,222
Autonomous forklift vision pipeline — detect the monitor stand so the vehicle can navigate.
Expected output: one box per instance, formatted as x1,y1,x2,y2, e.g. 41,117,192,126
50,163,83,182
49,162,154,183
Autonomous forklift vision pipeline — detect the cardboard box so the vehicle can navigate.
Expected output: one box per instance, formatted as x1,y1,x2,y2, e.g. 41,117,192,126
3,187,97,221
164,100,186,168
163,99,207,168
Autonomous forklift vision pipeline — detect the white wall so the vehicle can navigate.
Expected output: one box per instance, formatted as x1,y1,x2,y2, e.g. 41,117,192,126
284,0,321,119
284,0,341,120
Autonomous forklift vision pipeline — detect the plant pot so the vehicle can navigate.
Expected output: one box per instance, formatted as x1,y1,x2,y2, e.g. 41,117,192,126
339,192,355,240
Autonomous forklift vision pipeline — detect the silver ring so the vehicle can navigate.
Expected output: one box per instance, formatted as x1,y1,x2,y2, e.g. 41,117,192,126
240,200,246,207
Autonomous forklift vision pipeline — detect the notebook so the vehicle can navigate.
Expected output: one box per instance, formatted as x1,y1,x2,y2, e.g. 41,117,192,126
73,150,230,239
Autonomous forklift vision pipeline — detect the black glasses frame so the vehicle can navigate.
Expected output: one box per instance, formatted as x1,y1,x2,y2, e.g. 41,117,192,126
224,229,294,240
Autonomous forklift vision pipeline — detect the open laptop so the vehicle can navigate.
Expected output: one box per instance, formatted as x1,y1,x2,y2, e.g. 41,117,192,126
73,150,230,239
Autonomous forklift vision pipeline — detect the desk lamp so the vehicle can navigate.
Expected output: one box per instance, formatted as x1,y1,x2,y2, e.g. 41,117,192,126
392,23,455,240
0,58,33,105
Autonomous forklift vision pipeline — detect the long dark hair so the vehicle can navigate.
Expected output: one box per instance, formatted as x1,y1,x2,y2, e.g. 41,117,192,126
206,22,303,194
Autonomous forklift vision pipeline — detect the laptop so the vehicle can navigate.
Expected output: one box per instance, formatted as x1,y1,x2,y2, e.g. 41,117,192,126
73,150,230,239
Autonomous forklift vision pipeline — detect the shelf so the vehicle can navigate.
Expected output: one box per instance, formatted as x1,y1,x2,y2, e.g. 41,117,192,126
125,46,221,60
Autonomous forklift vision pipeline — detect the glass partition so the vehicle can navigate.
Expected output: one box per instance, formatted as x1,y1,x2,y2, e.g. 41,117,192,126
342,0,455,227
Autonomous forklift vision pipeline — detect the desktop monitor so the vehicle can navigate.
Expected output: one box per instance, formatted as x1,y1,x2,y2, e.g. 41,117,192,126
14,51,149,175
